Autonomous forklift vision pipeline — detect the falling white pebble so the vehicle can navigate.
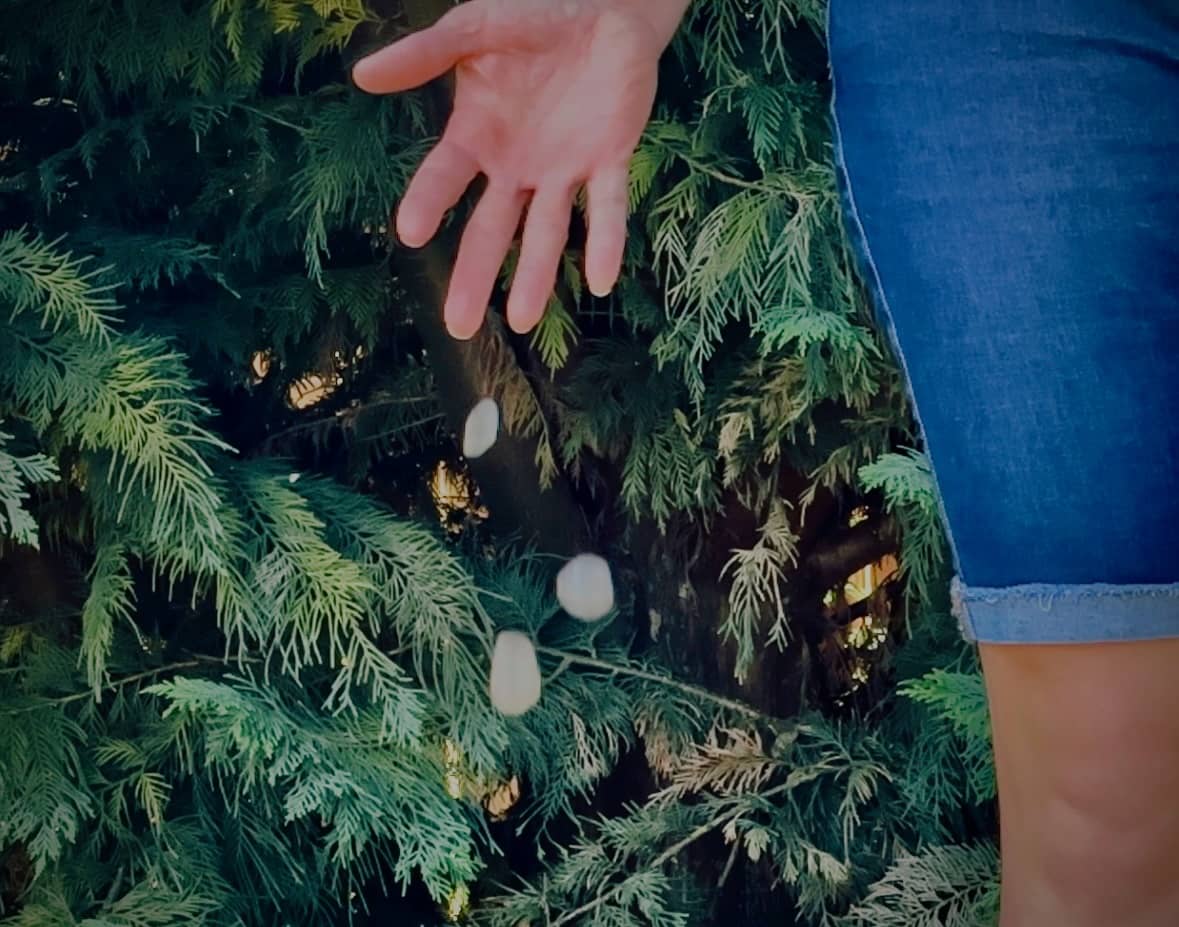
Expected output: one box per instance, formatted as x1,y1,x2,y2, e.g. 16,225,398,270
288,472,301,484
489,630,541,716
556,553,615,622
463,397,499,459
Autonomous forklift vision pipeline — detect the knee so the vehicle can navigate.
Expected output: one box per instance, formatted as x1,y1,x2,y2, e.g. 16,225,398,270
983,642,1179,926
1021,724,1179,922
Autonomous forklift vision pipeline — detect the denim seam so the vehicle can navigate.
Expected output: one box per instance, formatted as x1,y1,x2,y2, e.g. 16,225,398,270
825,16,968,633
964,582,1179,602
952,577,1179,643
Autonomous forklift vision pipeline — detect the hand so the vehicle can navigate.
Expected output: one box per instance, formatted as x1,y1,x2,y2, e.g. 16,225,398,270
353,0,684,339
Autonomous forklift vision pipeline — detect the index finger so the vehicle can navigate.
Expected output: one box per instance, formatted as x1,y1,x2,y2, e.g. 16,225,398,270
352,2,488,93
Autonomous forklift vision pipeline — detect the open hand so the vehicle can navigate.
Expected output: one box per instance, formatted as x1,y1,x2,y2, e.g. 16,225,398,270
353,0,671,339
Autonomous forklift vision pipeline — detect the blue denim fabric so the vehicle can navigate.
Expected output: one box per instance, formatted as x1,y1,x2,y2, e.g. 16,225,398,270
827,0,1179,642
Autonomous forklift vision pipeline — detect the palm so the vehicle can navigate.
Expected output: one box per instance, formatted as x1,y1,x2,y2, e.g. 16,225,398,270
354,0,663,339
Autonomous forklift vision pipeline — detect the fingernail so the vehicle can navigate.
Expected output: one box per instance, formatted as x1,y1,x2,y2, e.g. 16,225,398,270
505,307,530,335
351,58,375,89
445,310,481,341
395,214,426,248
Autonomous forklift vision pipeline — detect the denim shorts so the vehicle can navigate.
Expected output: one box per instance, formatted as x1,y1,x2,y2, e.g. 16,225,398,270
828,0,1179,643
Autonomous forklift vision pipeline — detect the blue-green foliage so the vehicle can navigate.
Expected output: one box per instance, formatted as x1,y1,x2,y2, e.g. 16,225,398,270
0,0,994,924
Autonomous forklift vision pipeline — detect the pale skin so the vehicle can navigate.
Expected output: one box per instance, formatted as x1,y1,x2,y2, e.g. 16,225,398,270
982,641,1179,926
352,0,689,338
353,3,1179,924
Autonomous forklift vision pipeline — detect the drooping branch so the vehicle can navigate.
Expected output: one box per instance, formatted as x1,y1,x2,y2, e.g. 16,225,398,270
535,644,776,722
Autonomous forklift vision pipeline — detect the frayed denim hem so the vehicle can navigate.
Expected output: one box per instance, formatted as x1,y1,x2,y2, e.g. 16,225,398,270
952,576,1179,644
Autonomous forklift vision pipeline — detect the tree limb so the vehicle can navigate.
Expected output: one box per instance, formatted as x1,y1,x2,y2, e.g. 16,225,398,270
403,246,591,555
822,576,901,628
803,512,899,592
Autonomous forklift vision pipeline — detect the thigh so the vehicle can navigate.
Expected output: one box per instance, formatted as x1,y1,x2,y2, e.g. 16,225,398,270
828,0,1179,643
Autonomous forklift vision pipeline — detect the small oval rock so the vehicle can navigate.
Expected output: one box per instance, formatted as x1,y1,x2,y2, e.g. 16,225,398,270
463,397,499,459
489,630,542,716
556,553,615,622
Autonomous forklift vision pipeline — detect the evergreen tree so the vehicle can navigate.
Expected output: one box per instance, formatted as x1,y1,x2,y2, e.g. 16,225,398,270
0,1,997,924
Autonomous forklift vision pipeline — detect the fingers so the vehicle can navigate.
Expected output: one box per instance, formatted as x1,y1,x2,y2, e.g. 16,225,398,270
352,2,488,93
584,164,630,297
398,137,480,247
445,183,527,340
507,184,574,333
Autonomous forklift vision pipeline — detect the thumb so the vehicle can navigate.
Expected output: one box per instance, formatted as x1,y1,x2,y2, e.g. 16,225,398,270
353,2,489,93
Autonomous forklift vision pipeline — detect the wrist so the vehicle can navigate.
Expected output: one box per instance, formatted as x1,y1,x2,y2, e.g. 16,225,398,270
630,0,691,48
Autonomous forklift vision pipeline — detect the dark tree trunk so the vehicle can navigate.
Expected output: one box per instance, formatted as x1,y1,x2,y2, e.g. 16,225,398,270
346,8,902,922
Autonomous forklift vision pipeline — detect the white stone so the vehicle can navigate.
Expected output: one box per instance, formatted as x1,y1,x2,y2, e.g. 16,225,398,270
463,397,499,459
489,630,541,716
556,553,615,621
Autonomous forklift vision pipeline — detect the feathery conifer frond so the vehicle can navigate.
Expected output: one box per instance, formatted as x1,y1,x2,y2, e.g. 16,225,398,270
720,500,799,680
288,93,427,278
0,430,57,549
151,674,480,898
77,230,227,293
858,449,946,603
0,705,95,873
79,543,136,698
0,230,117,342
0,1,995,922
840,842,999,927
901,669,994,804
298,476,498,758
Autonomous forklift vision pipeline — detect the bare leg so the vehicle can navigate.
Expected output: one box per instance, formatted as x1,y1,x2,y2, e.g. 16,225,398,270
981,640,1179,927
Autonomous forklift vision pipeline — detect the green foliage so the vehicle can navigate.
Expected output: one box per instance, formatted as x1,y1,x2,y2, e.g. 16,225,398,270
859,449,947,603
531,295,580,372
300,477,506,768
479,716,911,926
0,0,993,925
901,668,995,805
0,230,118,340
79,543,136,697
720,500,798,681
840,843,1000,927
287,93,428,279
478,800,705,927
150,675,479,897
0,703,95,874
0,430,58,548
80,229,228,294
